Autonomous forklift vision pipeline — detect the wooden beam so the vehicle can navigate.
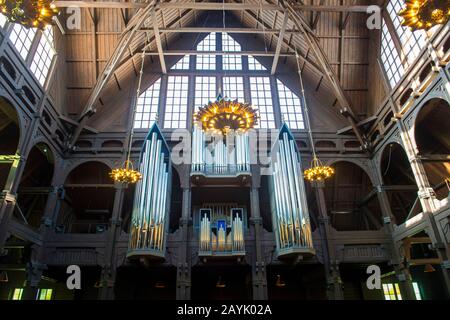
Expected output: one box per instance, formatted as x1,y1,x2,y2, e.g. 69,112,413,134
54,1,371,12
143,50,295,57
283,0,369,150
156,27,296,34
271,12,289,75
68,1,157,149
152,8,167,74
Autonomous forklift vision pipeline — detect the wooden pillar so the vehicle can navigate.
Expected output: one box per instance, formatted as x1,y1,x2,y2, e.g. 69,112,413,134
98,183,125,300
22,245,46,300
250,181,268,300
312,180,344,300
369,159,417,300
176,182,191,300
395,119,450,295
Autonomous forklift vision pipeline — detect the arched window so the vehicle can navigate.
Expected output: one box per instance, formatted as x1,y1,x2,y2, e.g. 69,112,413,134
134,32,305,131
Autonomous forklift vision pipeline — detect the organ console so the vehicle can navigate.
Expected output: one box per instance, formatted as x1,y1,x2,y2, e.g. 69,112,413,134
127,123,172,259
269,124,315,258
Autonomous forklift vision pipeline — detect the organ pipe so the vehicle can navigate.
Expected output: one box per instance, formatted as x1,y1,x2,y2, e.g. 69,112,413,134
128,123,171,258
191,127,250,174
269,124,314,256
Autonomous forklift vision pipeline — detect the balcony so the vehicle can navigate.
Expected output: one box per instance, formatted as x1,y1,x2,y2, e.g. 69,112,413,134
191,127,251,185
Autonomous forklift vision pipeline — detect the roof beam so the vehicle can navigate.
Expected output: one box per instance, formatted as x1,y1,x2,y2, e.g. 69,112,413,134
152,8,167,73
67,0,157,150
282,0,370,150
271,12,289,75
156,27,297,34
143,50,295,57
54,1,371,12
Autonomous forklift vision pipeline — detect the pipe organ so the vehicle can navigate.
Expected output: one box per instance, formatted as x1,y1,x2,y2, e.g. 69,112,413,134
269,124,314,257
128,124,171,258
198,204,245,256
191,125,250,175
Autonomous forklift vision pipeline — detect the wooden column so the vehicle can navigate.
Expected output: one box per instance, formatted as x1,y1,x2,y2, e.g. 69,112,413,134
369,159,417,300
250,170,268,300
176,176,191,300
313,180,344,300
98,182,126,300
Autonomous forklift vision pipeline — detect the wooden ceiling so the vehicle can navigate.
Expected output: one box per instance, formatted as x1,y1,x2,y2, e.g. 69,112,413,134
54,0,381,136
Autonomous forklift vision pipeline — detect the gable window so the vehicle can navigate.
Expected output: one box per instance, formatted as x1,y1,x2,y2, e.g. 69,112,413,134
30,26,55,86
195,76,216,111
9,24,37,60
223,76,244,102
134,79,161,129
277,80,304,129
250,77,275,129
171,55,190,70
222,32,242,70
196,32,216,70
164,76,189,129
248,55,266,71
134,32,309,131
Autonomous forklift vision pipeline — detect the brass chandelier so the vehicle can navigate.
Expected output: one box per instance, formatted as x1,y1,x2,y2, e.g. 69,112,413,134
193,95,258,135
294,51,335,182
398,0,450,30
0,0,58,29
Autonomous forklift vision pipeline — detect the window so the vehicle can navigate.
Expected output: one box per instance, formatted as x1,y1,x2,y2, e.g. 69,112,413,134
196,33,216,70
248,55,266,71
412,282,422,300
386,0,426,66
10,288,23,300
0,14,6,28
164,76,189,129
134,79,161,129
222,32,242,70
250,77,275,129
30,27,55,85
195,76,216,111
382,283,401,300
382,282,422,300
277,80,304,129
171,55,190,70
381,20,404,88
37,288,53,300
223,76,244,102
9,24,37,60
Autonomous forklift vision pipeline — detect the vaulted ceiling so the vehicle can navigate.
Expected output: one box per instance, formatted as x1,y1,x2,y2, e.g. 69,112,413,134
56,0,381,135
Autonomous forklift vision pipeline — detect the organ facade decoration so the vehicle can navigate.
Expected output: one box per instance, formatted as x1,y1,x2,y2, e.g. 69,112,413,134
128,123,172,259
269,124,314,257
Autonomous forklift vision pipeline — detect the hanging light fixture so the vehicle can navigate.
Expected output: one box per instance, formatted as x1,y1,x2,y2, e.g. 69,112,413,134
0,0,58,29
294,51,335,182
193,95,258,135
398,0,450,31
109,40,150,185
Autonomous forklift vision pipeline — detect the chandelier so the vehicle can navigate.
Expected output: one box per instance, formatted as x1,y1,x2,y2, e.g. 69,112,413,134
109,160,142,184
398,0,450,30
294,52,335,182
193,95,258,135
0,0,58,29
